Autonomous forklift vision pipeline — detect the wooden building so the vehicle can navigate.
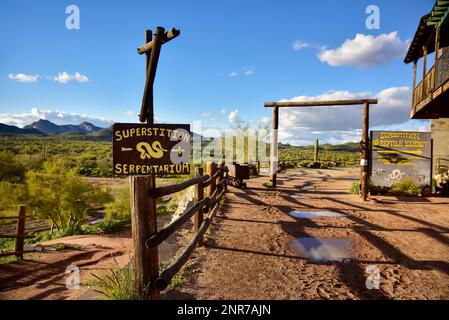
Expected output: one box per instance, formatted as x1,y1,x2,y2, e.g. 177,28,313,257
404,0,449,174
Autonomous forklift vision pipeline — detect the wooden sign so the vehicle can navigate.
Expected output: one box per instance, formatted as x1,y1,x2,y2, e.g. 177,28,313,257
113,123,191,175
370,131,432,188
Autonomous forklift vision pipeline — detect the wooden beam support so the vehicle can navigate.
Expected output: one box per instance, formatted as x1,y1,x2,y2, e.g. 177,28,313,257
360,103,370,201
130,176,159,300
15,205,26,260
137,28,180,55
270,107,279,187
194,167,205,247
140,27,165,124
264,99,378,108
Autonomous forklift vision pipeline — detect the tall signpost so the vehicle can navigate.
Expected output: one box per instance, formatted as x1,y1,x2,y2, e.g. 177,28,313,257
112,26,186,299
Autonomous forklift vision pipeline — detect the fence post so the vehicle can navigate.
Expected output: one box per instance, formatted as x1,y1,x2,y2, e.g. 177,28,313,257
15,205,26,260
217,162,224,193
207,162,217,199
194,167,205,247
130,175,159,300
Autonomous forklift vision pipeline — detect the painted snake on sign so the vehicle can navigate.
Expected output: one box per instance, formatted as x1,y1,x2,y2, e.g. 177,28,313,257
136,141,168,159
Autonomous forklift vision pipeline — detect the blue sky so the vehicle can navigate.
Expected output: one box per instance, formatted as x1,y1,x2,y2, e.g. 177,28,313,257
0,0,435,145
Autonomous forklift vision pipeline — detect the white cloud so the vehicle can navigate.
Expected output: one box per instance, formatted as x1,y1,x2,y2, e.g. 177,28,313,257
292,40,310,51
53,72,90,84
124,110,137,117
8,73,40,83
0,108,113,128
229,71,238,78
228,109,241,123
318,32,409,68
260,117,270,125
276,86,424,145
243,67,255,76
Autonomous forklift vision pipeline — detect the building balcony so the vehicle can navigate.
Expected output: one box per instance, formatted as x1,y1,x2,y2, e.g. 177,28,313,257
411,48,449,119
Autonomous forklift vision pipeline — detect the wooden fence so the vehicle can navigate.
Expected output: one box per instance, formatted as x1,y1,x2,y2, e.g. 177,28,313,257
131,162,227,299
0,205,33,259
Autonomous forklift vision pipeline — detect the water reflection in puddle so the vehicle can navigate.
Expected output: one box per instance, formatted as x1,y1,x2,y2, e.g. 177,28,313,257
290,237,353,263
300,185,315,191
291,195,309,200
289,211,345,219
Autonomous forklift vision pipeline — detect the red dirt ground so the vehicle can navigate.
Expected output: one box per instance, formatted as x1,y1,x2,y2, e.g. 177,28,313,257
167,168,449,300
2,168,449,300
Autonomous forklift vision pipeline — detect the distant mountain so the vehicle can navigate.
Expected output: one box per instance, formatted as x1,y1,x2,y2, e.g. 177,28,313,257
24,119,103,135
0,123,44,135
86,127,112,140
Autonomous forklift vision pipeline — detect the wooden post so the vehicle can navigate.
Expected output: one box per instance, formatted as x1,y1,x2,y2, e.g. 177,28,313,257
15,205,26,260
434,28,440,88
194,167,204,247
207,162,217,198
145,30,152,75
422,45,428,93
412,61,417,108
217,162,225,193
270,107,279,187
360,103,370,201
130,176,159,300
256,160,260,175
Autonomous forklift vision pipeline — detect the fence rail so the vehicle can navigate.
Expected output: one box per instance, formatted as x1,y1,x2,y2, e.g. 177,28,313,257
0,205,28,259
131,162,228,299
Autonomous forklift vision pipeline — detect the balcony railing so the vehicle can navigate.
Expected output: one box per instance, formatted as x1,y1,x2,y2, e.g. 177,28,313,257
437,47,449,88
414,66,435,107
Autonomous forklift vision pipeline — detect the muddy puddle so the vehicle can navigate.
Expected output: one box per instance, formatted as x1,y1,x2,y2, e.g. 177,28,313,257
300,185,315,191
289,210,345,219
290,237,354,263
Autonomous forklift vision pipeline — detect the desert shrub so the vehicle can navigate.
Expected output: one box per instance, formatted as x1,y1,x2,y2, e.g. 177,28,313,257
105,184,131,221
92,260,144,300
349,181,383,195
27,164,111,230
390,179,421,196
0,152,26,183
0,181,28,217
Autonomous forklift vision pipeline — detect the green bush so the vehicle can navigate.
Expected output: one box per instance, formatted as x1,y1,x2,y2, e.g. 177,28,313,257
92,260,144,300
0,152,26,183
105,184,130,220
27,162,112,230
390,179,421,196
348,180,383,195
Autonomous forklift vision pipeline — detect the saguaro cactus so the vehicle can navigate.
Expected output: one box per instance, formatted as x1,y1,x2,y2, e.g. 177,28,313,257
314,139,319,163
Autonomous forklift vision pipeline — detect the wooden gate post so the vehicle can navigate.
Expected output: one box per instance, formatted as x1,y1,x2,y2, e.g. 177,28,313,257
270,107,279,187
207,162,217,198
194,167,204,247
130,176,159,299
360,102,370,201
217,162,225,193
15,205,26,260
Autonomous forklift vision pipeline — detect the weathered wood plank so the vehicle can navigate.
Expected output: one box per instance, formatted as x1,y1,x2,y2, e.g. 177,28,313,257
130,176,159,300
145,197,207,248
264,99,378,107
137,28,180,55
150,175,209,198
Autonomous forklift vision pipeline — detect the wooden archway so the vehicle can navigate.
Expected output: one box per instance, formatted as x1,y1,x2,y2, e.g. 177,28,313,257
264,99,378,201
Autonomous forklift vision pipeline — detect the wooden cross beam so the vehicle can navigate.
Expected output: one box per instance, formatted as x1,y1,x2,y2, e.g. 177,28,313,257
264,99,378,107
137,27,180,124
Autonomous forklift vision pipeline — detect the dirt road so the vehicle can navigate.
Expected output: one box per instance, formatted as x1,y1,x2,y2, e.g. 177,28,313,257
171,168,449,300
